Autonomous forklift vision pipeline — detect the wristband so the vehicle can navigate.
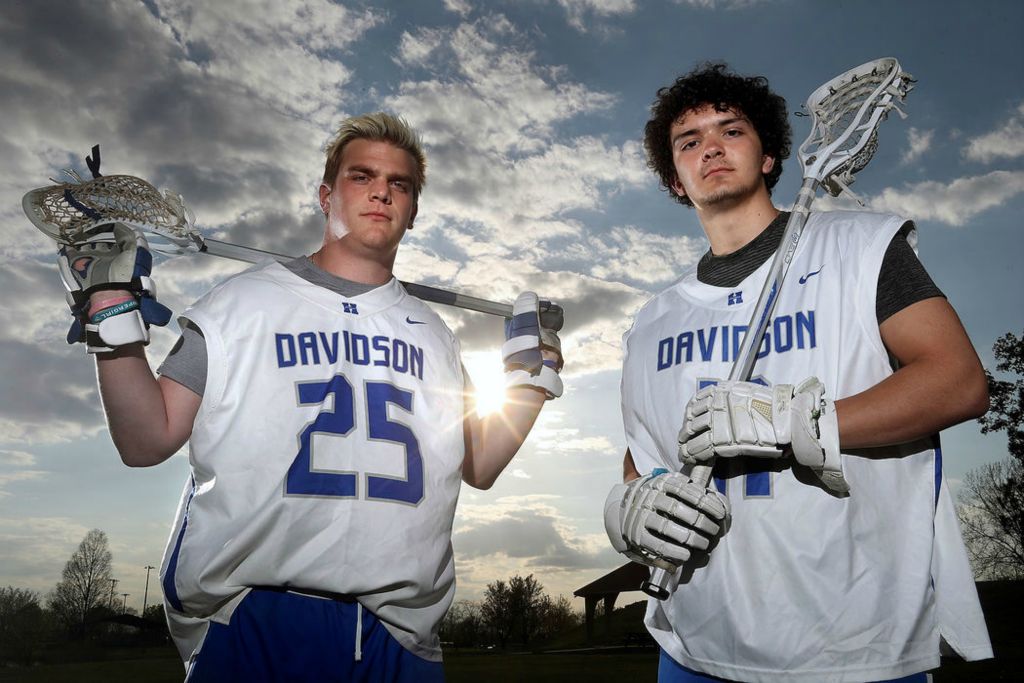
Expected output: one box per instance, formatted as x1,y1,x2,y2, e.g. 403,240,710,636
90,298,140,323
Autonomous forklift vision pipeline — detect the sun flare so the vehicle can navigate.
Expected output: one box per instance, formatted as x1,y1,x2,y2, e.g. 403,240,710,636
463,351,508,417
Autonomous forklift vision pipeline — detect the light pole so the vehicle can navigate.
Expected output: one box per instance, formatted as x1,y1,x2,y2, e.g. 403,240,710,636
142,565,156,616
108,578,118,609
121,593,130,613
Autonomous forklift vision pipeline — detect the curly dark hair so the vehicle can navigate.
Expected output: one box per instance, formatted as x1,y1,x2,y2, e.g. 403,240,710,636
644,62,792,207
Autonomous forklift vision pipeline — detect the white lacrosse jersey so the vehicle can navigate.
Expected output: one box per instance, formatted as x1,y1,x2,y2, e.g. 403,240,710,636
159,261,466,664
622,211,992,682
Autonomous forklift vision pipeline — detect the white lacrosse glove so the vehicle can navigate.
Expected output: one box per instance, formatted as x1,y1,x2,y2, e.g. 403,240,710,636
604,469,730,571
678,378,849,493
58,223,172,354
502,291,563,399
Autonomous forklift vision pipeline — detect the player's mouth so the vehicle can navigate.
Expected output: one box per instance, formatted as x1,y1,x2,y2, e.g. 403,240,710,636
362,211,391,221
703,166,732,178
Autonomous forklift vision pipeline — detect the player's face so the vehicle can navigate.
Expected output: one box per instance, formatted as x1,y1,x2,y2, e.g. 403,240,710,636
668,104,775,210
318,139,418,256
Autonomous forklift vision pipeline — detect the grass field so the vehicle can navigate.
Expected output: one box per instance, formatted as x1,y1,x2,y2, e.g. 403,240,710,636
0,648,1015,682
0,649,660,682
1,581,1017,681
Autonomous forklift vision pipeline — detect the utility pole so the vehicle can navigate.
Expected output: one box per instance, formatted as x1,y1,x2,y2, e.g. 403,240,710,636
143,565,156,616
108,578,118,609
121,593,130,613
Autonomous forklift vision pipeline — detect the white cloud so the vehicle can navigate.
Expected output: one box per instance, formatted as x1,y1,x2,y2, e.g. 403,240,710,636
152,0,380,124
964,103,1024,163
0,470,46,497
901,127,934,164
553,0,637,31
0,450,36,466
867,171,1024,227
673,0,764,7
444,0,474,16
0,517,92,592
531,428,616,456
586,225,705,287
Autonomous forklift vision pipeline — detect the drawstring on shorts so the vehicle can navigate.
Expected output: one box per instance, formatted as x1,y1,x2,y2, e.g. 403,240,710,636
354,602,363,662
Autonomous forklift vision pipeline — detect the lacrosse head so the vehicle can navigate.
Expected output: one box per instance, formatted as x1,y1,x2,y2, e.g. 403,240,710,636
798,58,914,198
22,173,203,254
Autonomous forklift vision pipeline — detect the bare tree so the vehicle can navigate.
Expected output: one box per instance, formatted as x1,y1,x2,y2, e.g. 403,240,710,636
958,460,1024,579
959,331,1024,579
0,586,46,664
439,600,483,648
537,594,581,640
47,529,114,636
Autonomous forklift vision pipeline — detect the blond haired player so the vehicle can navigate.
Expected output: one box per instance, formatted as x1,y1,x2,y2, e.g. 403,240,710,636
603,64,993,682
57,113,563,681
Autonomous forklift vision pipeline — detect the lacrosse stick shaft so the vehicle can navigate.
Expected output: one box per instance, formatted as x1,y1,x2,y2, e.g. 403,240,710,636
691,178,818,487
640,183,822,599
200,238,515,318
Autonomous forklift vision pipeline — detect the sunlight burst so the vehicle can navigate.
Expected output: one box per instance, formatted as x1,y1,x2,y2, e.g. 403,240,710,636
463,351,508,417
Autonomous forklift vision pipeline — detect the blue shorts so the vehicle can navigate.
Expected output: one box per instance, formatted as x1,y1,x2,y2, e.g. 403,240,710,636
186,588,444,682
659,649,930,683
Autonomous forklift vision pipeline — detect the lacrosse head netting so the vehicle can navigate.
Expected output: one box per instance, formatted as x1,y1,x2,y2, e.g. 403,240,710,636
22,173,202,255
798,58,914,200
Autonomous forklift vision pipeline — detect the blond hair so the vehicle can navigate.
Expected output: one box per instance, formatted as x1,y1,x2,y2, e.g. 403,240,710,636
322,112,426,198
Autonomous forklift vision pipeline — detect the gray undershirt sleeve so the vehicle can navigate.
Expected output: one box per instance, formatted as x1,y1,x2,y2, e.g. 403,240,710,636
158,257,385,398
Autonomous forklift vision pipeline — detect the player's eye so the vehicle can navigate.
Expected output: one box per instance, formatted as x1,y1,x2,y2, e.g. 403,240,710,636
677,139,698,152
390,180,409,193
350,173,369,183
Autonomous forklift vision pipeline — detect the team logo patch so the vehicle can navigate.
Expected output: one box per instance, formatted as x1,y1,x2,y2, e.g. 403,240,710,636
727,291,743,306
342,302,359,314
798,266,824,284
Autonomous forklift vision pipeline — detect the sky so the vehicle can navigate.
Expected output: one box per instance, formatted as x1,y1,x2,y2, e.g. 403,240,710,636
1,0,1022,615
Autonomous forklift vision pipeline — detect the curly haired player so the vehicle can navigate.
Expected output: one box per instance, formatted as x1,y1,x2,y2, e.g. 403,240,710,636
603,63,993,682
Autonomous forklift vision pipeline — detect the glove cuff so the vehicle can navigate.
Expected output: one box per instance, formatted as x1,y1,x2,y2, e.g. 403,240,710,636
84,308,149,353
603,479,673,569
505,363,563,399
815,400,849,493
791,386,850,494
603,482,631,555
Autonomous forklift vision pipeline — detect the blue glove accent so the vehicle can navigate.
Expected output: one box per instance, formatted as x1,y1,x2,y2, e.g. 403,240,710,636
133,247,153,280
66,317,84,345
651,468,669,477
139,296,173,327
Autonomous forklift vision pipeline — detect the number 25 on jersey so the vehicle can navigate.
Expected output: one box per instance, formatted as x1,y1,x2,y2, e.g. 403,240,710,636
286,374,424,505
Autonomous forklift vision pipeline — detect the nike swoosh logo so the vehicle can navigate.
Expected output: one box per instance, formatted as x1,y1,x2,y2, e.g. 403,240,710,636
798,267,824,285
406,317,427,325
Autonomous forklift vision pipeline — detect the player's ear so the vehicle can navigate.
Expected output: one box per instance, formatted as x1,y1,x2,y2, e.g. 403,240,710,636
670,173,687,199
408,201,418,231
761,155,775,175
318,182,332,215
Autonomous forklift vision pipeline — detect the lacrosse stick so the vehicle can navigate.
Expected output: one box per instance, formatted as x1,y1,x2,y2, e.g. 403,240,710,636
22,158,525,319
642,57,914,600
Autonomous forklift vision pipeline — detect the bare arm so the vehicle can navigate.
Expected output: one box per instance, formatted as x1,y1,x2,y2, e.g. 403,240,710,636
622,448,641,482
462,386,546,490
95,344,201,467
835,297,988,450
